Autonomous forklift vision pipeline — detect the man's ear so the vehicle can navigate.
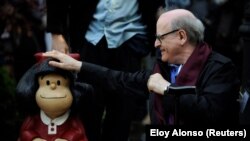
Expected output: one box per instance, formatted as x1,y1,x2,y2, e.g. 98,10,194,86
178,29,187,46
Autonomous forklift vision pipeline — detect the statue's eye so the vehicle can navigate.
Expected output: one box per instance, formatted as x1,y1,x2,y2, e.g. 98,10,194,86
46,80,50,85
57,80,61,85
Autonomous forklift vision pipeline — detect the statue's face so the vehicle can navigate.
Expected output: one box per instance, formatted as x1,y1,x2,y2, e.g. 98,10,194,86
36,73,73,119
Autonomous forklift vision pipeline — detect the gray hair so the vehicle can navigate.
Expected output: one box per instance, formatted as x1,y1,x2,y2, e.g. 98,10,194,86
170,14,205,44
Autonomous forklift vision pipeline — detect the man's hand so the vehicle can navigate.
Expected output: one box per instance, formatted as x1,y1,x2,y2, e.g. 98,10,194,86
51,34,69,54
43,50,82,72
147,73,170,95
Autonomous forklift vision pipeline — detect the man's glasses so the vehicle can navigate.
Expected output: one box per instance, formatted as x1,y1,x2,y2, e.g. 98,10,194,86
156,29,179,43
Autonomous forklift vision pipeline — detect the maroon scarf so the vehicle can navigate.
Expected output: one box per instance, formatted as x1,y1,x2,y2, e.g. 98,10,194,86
175,42,212,85
152,42,212,125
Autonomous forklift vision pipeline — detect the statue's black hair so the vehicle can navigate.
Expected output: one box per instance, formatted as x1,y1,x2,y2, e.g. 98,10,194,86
16,58,81,115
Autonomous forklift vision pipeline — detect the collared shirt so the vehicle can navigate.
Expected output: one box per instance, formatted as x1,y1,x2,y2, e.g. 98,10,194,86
85,0,146,48
40,110,70,135
169,64,182,83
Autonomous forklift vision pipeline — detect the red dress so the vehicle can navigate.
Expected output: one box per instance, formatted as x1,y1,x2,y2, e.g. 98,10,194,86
18,113,88,141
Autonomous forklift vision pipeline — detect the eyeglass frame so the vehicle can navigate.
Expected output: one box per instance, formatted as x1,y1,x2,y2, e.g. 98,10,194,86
155,29,180,44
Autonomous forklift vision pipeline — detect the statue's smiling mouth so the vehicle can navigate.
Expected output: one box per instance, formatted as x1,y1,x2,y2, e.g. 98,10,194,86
40,95,66,99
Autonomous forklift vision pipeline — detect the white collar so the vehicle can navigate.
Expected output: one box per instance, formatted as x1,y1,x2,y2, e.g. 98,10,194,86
177,64,182,74
40,110,70,126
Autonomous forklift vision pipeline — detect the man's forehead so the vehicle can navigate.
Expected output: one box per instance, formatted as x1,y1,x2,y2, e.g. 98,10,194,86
158,9,194,22
157,15,171,31
163,9,193,16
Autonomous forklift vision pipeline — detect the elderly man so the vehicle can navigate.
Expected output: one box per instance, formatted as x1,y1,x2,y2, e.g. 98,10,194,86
43,9,240,126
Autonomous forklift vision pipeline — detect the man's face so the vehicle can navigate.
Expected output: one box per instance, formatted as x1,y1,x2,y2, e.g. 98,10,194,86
155,21,181,64
36,73,73,118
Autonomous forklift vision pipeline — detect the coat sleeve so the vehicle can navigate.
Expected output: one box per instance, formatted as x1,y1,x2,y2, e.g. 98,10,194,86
78,62,151,99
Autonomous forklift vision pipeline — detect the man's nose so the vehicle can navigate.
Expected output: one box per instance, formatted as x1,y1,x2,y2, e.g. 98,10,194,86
154,39,161,48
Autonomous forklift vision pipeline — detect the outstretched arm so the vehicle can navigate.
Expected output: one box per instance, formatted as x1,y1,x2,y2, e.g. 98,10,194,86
43,50,151,98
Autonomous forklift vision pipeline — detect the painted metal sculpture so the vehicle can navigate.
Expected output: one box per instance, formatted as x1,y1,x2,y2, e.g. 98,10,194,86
16,53,88,141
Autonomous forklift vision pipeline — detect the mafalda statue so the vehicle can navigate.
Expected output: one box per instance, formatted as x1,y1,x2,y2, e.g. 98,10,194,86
16,53,89,141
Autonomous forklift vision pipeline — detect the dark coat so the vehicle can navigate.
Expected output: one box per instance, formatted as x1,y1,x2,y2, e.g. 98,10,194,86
79,51,241,126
